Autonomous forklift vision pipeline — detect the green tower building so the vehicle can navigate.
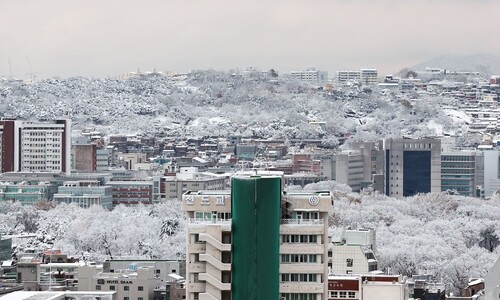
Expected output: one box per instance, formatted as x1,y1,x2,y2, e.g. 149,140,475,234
231,175,281,300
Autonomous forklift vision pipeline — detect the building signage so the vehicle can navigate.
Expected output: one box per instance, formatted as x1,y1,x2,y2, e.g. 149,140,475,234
97,279,132,285
328,279,359,290
308,196,319,206
184,195,194,205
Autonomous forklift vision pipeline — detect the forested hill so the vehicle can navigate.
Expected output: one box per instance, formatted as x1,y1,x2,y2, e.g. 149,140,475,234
0,71,466,144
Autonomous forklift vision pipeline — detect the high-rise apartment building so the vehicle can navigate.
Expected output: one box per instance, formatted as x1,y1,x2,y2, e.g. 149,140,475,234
384,138,441,197
183,172,333,300
0,119,71,174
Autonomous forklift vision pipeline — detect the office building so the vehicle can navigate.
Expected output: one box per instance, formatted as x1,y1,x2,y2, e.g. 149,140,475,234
441,151,484,197
0,181,56,205
483,150,500,197
0,119,71,174
102,259,185,284
333,151,364,192
78,265,155,300
96,148,110,170
72,144,97,171
384,138,441,197
108,181,154,206
164,167,227,200
183,172,332,300
53,180,113,209
0,291,116,300
0,232,11,262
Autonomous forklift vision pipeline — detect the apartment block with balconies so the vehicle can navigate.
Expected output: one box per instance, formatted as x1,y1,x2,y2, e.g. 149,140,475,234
182,172,333,300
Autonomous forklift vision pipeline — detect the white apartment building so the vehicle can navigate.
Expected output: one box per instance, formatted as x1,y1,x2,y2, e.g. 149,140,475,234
360,69,378,86
291,68,328,82
330,228,379,275
182,174,333,300
337,71,361,84
0,119,71,174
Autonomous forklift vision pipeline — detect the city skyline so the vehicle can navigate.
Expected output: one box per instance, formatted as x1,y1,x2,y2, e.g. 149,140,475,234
1,0,500,78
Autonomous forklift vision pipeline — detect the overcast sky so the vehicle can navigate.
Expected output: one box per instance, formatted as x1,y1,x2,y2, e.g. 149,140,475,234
1,0,499,78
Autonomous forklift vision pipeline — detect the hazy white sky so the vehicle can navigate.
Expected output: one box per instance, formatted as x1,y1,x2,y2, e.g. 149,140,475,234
1,0,499,78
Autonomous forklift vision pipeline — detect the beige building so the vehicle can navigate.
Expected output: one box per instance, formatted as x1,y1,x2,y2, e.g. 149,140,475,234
164,167,227,200
17,256,80,291
182,175,333,300
328,274,408,300
330,229,379,276
78,265,155,300
0,291,116,300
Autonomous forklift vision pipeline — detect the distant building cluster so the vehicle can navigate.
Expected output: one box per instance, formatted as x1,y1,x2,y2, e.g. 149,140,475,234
2,118,500,209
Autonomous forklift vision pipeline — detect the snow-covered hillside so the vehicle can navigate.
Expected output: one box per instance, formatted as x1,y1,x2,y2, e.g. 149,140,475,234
0,70,464,142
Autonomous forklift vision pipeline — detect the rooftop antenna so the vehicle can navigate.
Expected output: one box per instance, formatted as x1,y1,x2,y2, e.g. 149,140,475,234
8,59,12,78
26,56,33,82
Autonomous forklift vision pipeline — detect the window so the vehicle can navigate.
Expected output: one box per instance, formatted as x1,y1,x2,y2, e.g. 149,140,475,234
193,234,200,243
95,285,101,290
138,298,144,300
110,285,115,291
138,286,144,291
339,291,347,298
346,258,353,267
124,286,129,291
348,292,356,298
124,297,129,300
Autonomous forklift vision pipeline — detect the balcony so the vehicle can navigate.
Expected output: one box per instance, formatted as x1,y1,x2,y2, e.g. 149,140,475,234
200,293,218,300
188,218,232,231
200,253,231,271
199,273,231,291
199,233,231,251
187,282,205,293
280,219,325,235
280,219,323,225
280,282,324,293
187,262,206,273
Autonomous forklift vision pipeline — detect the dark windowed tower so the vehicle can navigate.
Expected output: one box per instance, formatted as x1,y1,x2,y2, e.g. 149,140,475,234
384,138,441,197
